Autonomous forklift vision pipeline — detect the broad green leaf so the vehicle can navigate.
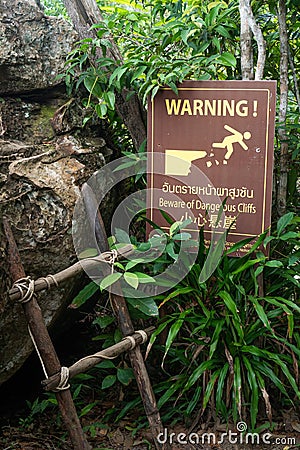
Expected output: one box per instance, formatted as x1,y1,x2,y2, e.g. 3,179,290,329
70,282,99,309
131,65,147,82
109,66,128,86
134,272,156,283
279,231,299,241
232,258,264,275
263,235,274,247
124,272,139,289
181,29,190,45
105,90,115,110
100,272,122,290
170,221,181,235
95,103,107,118
265,260,283,268
166,242,178,260
172,232,192,240
93,315,115,329
215,25,232,39
115,228,131,244
207,4,222,25
102,375,116,389
277,212,294,235
218,51,236,66
126,297,158,316
117,368,134,386
125,258,145,270
84,76,102,97
254,265,264,277
96,360,115,369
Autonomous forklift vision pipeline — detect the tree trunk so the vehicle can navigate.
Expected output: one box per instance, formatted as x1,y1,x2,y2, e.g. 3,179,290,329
277,0,289,216
238,0,266,80
239,0,254,79
62,0,147,152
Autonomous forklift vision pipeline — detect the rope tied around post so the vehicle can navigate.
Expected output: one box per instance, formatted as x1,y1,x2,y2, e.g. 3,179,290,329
39,274,59,290
108,249,118,270
53,367,70,392
122,330,149,350
11,276,35,304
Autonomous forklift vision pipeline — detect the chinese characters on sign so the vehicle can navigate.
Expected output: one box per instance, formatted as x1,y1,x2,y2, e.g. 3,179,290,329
147,80,276,256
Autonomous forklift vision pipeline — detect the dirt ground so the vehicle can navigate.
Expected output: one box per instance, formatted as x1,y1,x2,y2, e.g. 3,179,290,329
1,414,299,450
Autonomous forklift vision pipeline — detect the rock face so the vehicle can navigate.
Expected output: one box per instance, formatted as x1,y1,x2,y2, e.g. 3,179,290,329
0,0,113,385
0,0,77,93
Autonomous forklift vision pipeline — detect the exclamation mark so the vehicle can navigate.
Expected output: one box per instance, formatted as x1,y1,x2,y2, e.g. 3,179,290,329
253,100,258,117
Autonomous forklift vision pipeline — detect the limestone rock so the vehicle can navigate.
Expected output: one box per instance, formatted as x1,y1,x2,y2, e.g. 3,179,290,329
0,0,77,94
0,0,114,385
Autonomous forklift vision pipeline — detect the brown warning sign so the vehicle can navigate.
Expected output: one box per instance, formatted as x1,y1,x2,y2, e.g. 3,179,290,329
147,80,276,256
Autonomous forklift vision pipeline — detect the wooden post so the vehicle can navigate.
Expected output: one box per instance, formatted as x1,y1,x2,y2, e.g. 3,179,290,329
3,218,91,450
81,185,166,450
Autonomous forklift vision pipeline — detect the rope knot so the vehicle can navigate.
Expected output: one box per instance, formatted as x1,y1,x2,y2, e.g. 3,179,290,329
53,367,70,392
11,276,35,304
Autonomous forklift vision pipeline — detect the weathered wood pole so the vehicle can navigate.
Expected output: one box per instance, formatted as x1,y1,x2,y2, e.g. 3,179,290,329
82,186,166,450
42,327,155,390
3,218,91,450
8,244,135,302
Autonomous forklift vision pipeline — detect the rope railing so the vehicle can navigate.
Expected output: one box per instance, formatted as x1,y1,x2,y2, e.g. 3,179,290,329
42,327,154,392
8,244,134,302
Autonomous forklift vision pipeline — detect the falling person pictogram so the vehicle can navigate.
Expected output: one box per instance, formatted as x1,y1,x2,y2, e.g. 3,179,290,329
211,124,252,165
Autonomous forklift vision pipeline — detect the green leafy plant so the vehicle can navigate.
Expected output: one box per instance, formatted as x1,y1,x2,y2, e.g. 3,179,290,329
19,394,58,430
147,213,300,429
41,0,68,19
63,1,238,119
70,212,299,429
